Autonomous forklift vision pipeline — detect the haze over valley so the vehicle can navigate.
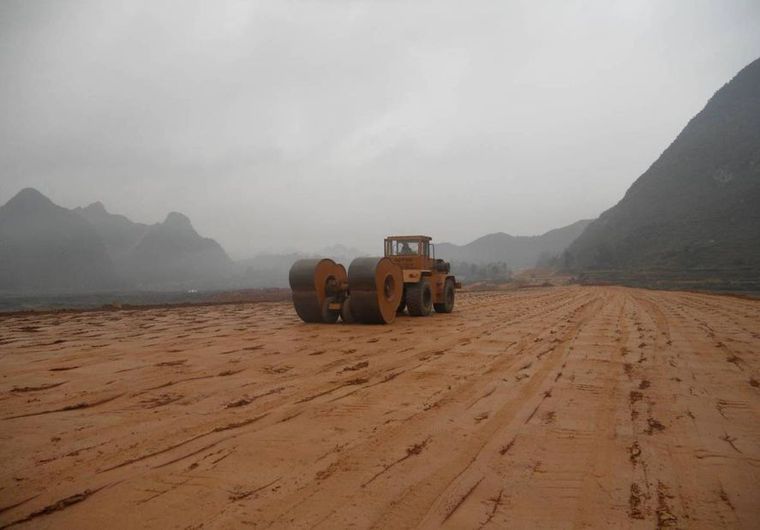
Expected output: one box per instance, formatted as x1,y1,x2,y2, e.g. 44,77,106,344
2,4,760,530
2,55,759,298
0,187,591,294
3,1,760,257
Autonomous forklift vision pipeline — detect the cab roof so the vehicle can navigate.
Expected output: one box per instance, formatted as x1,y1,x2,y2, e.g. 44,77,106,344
385,235,432,241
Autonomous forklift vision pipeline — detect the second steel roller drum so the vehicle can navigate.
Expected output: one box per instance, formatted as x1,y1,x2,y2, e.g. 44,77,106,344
289,258,347,323
347,257,403,324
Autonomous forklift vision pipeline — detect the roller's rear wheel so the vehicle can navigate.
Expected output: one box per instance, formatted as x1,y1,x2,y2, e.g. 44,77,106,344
341,297,356,324
322,297,340,323
397,288,406,314
406,279,433,316
434,278,455,313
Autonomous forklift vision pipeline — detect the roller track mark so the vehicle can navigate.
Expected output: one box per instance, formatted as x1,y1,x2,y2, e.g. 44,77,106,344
135,477,191,505
0,495,39,516
655,481,678,528
441,477,484,523
132,374,218,395
9,381,67,393
400,294,604,529
227,477,281,502
98,413,268,473
672,293,760,342
151,439,228,469
465,387,497,410
625,289,749,528
327,363,428,404
523,387,554,425
720,433,743,454
719,487,735,511
478,488,504,529
0,482,119,530
278,410,303,423
296,378,369,403
499,437,516,456
361,437,431,487
3,393,125,420
295,291,580,418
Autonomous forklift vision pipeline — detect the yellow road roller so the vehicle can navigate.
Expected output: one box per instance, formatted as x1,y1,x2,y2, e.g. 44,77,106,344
289,235,460,324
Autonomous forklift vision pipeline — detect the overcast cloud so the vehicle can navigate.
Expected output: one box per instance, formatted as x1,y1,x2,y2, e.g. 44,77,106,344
2,0,759,257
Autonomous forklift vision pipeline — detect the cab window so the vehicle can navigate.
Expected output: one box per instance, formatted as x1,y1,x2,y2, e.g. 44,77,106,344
390,240,421,256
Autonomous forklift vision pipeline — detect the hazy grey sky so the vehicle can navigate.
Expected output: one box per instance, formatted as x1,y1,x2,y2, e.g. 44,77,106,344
2,1,759,257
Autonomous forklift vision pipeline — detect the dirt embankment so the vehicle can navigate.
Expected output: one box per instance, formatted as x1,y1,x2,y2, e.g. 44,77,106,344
1,286,758,528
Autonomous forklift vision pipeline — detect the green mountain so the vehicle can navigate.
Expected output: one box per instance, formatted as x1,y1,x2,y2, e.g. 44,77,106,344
565,58,760,290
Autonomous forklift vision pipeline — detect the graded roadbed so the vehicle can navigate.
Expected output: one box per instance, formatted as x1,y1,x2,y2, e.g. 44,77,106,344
1,287,758,528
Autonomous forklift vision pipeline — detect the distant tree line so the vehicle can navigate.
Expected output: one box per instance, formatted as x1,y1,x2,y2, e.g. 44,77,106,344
450,261,512,283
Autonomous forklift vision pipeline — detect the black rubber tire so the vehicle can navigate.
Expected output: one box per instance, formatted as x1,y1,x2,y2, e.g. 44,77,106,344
406,279,433,316
434,278,455,313
321,296,340,323
341,297,356,324
397,289,406,314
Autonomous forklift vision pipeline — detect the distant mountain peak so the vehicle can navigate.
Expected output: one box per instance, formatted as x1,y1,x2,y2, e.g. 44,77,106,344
478,231,515,241
125,210,232,288
83,201,107,213
4,187,54,210
1,189,234,293
0,188,120,292
14,187,47,199
164,211,192,227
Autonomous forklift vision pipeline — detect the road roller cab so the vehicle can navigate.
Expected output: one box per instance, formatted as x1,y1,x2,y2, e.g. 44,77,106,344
384,235,458,318
289,235,458,324
384,235,434,275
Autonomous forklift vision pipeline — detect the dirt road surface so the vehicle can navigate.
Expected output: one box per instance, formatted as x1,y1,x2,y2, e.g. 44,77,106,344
1,286,759,529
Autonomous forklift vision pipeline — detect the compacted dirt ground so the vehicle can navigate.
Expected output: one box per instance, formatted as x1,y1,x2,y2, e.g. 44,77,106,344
1,286,759,529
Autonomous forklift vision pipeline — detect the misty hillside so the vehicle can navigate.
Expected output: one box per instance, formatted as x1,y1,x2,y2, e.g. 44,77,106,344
0,189,235,293
123,212,233,289
0,188,120,292
565,58,760,286
74,201,149,263
437,219,592,270
238,245,365,288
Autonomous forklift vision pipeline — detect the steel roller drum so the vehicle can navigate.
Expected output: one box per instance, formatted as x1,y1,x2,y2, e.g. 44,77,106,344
347,257,403,324
289,259,347,323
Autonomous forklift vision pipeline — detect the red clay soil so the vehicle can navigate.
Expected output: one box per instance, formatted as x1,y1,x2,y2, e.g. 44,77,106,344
0,286,758,528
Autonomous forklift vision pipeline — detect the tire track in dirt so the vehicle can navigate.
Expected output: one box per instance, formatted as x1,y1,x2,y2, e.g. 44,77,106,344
1,287,759,529
251,291,602,529
630,290,758,527
0,289,583,525
421,288,629,529
85,289,589,481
